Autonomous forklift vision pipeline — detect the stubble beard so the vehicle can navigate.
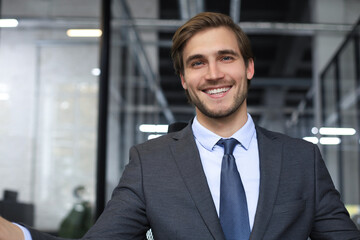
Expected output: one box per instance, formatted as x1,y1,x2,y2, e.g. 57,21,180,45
185,87,248,119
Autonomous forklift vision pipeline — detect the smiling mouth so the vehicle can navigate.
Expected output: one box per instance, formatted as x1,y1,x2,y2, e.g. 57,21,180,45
204,87,230,95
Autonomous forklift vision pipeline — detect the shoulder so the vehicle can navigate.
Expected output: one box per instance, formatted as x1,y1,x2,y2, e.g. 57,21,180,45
134,132,176,151
256,126,322,168
132,123,193,153
256,125,316,150
28,228,58,240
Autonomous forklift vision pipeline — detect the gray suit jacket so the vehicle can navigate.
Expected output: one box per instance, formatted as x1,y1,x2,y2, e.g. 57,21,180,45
30,124,360,240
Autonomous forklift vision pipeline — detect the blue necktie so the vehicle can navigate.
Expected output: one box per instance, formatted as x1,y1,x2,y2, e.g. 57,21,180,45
218,138,250,240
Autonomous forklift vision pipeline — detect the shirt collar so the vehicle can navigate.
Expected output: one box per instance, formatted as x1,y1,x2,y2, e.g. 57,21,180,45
192,113,256,151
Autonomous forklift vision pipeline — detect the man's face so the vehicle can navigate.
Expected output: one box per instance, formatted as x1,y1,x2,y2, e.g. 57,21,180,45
180,27,254,120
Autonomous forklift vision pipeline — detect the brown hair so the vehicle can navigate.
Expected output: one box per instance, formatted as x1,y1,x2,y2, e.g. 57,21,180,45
171,12,254,76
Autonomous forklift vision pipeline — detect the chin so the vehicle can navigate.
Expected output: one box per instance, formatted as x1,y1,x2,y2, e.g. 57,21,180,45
201,107,238,119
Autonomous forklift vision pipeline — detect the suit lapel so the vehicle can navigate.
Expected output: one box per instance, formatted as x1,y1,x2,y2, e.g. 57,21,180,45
168,124,283,240
170,125,226,240
250,127,283,240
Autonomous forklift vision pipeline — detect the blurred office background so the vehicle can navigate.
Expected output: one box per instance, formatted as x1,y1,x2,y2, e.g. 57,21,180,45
0,0,359,233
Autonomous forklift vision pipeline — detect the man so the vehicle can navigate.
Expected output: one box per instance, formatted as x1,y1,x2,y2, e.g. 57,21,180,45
1,12,360,240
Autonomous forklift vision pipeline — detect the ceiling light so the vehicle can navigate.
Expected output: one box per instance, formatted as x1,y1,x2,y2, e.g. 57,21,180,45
319,127,356,136
66,29,102,37
319,137,341,145
311,127,318,134
0,19,18,28
139,124,168,133
303,137,319,144
91,68,101,76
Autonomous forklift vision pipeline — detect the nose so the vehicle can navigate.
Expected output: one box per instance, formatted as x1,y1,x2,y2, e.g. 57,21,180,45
205,62,225,80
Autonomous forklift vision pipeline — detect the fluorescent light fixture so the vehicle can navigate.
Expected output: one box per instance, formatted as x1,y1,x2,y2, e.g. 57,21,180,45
303,137,319,144
139,124,168,133
319,127,356,136
0,19,18,28
319,137,341,145
66,29,102,37
148,134,163,140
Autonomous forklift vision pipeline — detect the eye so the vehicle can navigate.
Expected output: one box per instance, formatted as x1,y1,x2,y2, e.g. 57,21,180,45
221,56,234,61
191,61,204,67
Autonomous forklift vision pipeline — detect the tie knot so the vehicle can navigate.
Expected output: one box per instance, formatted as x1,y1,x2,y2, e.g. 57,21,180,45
217,138,238,155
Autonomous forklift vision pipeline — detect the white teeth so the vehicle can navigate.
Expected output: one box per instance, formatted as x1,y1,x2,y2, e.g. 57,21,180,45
206,87,230,95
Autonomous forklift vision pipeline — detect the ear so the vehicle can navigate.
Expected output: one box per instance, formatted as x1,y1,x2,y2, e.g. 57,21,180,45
180,73,187,90
246,58,255,80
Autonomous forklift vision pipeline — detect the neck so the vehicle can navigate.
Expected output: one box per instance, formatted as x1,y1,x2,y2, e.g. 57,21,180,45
196,104,248,138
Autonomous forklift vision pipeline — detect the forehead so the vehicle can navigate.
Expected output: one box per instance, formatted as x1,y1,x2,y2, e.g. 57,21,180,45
182,27,240,58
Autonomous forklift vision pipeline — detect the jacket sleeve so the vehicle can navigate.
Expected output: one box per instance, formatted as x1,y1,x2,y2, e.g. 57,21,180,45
310,145,360,240
28,228,66,240
82,146,149,240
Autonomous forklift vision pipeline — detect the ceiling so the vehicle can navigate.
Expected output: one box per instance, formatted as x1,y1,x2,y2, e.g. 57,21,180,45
156,0,313,132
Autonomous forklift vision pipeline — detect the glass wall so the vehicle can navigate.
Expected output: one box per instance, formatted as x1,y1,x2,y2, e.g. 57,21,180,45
105,0,173,199
338,38,359,204
0,0,100,232
321,62,342,190
320,20,360,214
288,18,360,221
0,0,166,234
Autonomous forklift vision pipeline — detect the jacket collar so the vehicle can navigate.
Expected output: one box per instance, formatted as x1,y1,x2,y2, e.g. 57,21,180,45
250,126,283,240
170,123,226,240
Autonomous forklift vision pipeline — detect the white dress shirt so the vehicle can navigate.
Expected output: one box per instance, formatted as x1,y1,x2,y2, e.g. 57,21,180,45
14,223,32,240
192,114,260,229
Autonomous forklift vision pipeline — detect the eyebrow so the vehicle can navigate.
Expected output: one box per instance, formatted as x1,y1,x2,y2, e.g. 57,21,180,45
218,49,240,57
185,54,204,67
184,49,240,66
